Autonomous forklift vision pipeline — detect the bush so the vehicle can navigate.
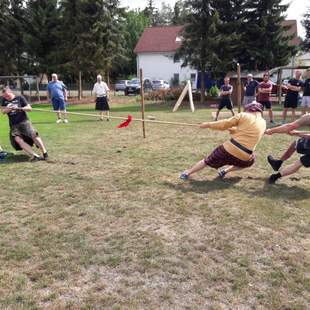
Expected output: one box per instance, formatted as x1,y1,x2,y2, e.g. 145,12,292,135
209,85,219,97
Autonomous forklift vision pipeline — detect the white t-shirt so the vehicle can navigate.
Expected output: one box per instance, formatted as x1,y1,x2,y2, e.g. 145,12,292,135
93,82,109,97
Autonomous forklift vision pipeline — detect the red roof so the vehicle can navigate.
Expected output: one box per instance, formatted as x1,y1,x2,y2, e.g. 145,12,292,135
134,21,300,54
134,26,183,54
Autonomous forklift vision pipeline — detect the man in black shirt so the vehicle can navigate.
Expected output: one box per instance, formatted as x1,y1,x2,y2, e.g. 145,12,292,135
282,70,303,123
301,68,310,115
1,87,48,161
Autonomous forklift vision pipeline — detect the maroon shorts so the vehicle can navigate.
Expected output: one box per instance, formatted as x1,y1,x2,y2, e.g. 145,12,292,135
204,145,255,169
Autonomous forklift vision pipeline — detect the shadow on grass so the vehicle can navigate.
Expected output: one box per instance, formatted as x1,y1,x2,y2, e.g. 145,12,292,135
165,177,242,194
243,181,310,201
32,119,100,125
0,154,29,164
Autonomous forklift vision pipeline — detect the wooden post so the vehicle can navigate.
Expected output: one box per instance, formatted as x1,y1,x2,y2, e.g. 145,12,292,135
140,68,146,138
237,63,242,113
78,70,82,100
278,68,283,105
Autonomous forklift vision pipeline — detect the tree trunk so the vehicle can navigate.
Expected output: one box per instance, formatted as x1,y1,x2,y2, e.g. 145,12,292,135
78,70,82,100
200,70,206,104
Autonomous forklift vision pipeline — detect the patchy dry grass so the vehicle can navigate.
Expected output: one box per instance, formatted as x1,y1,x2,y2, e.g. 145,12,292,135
0,97,309,309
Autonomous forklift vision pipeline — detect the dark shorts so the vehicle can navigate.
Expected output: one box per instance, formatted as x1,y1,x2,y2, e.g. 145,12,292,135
10,120,38,150
259,100,271,109
96,96,110,111
218,99,233,110
284,95,298,109
52,97,66,111
296,138,310,167
204,145,255,169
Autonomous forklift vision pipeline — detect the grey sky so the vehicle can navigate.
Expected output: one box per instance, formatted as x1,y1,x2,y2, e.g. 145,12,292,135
121,0,307,37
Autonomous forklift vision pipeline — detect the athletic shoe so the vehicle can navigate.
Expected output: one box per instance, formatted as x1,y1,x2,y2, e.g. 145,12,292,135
64,119,69,123
30,155,42,162
43,152,48,160
218,169,226,178
270,120,276,125
106,118,110,121
180,172,189,180
269,173,281,184
267,155,282,171
56,119,62,124
0,151,8,160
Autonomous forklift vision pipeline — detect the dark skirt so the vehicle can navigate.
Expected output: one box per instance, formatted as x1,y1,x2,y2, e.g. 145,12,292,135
96,96,110,111
10,120,37,150
204,145,255,169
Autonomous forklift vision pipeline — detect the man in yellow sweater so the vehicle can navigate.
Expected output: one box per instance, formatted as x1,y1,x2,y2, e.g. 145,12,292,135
180,102,266,179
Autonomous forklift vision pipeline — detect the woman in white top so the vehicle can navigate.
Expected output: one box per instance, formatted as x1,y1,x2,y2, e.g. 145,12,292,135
92,75,110,121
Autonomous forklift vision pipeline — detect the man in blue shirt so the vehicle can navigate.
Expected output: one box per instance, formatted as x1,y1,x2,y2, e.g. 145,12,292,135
47,73,69,123
243,74,259,108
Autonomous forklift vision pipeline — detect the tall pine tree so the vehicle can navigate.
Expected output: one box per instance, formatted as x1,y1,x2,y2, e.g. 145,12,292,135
302,8,310,52
239,0,295,71
177,0,222,103
25,0,61,76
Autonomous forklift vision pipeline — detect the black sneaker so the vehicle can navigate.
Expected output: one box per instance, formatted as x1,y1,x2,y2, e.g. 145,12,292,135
267,155,282,171
43,152,48,160
269,173,281,184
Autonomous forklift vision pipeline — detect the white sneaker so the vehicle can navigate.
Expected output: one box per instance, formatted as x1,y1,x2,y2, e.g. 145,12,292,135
56,119,62,124
64,119,69,124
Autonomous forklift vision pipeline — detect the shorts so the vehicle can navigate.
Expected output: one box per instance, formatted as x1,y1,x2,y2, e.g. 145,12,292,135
301,96,310,108
243,96,256,106
204,145,255,169
259,101,271,109
10,120,38,150
95,96,110,111
218,99,233,110
284,95,298,109
52,97,66,111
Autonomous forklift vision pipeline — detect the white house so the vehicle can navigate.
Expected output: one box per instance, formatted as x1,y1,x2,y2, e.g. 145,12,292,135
134,26,197,86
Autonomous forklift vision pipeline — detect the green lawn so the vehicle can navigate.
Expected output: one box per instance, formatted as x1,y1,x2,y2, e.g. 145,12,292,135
0,99,309,309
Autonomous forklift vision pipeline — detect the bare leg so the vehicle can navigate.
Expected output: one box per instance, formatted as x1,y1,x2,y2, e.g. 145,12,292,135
269,108,274,122
63,110,68,120
56,110,61,120
291,108,296,122
15,136,38,157
282,108,288,122
280,160,303,177
33,135,47,154
185,159,207,177
223,165,244,175
215,109,220,121
280,141,297,161
100,111,104,120
107,110,110,120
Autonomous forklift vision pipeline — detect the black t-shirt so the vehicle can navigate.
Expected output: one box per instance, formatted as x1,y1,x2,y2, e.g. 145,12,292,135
303,79,310,96
286,78,304,100
1,95,29,126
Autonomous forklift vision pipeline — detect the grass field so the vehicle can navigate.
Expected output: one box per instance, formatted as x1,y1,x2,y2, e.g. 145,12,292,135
0,97,309,309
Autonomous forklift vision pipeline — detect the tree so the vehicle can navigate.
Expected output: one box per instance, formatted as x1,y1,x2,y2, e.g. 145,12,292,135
157,3,173,25
143,0,160,26
212,0,246,75
239,0,296,71
302,7,310,52
177,0,222,104
25,0,61,76
0,0,27,75
122,9,149,77
172,0,188,25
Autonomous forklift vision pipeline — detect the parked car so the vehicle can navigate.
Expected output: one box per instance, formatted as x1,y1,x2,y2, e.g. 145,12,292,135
152,80,170,90
115,80,129,92
125,78,153,95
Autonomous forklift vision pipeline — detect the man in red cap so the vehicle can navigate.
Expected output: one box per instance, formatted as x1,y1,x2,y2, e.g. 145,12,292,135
180,101,266,179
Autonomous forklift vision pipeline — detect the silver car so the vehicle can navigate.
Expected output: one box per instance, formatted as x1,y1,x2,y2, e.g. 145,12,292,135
152,80,170,90
115,80,129,92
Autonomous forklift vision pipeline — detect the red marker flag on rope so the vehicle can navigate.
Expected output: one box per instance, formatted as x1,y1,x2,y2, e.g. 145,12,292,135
117,114,133,128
